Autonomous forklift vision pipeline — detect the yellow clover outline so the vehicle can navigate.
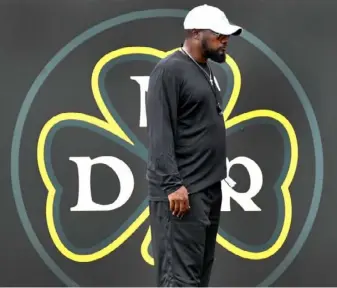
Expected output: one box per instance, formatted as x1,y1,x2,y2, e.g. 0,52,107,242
37,46,298,264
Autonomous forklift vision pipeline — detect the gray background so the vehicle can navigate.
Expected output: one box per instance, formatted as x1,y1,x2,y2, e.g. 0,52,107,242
1,0,336,286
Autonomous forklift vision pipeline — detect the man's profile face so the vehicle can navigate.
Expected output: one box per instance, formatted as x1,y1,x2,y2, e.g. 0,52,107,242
200,30,230,63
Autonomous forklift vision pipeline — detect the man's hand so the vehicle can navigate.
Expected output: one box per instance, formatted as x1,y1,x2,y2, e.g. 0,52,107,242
168,186,190,218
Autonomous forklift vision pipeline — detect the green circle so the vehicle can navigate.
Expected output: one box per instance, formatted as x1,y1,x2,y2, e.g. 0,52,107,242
11,9,323,287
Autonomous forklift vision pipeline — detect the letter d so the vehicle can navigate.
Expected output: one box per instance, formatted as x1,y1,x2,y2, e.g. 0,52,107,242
69,156,134,211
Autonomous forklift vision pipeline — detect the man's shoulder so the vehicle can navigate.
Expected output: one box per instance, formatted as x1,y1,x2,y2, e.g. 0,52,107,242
152,50,187,75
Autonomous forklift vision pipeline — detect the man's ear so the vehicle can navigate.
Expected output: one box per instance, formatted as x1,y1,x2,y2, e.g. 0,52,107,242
192,29,200,39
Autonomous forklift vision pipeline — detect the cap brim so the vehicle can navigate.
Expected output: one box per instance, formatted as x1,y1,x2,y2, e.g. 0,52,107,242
217,24,242,36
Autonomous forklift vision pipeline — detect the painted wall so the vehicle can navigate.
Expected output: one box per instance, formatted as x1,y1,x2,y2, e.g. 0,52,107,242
2,0,336,286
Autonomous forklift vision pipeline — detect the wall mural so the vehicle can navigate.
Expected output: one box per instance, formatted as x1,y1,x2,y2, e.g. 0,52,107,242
2,0,334,286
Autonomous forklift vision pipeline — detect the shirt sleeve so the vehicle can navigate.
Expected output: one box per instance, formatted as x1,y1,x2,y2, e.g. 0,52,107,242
145,65,183,195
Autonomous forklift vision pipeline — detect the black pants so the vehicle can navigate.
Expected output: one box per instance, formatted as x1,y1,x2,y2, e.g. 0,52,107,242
149,181,222,287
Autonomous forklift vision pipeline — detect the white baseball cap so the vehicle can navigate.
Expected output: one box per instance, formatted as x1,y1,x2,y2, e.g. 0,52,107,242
183,4,242,36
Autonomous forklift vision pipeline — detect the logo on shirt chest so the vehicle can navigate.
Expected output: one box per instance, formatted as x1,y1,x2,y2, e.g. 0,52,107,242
11,9,323,287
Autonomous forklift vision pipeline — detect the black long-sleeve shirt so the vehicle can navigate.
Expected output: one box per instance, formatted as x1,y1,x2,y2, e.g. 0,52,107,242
146,50,227,200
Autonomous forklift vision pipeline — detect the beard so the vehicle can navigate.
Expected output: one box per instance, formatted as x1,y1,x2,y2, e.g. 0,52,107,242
201,40,226,63
205,48,226,63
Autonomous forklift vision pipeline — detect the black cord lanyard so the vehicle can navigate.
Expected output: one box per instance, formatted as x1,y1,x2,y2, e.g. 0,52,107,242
180,48,223,115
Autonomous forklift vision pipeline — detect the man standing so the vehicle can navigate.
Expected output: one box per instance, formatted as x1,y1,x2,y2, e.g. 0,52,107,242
145,4,242,287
